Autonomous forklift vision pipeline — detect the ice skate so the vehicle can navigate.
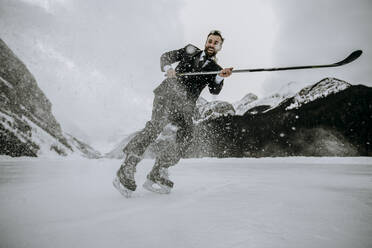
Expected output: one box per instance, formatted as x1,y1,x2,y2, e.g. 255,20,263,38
113,154,140,198
143,167,174,194
113,175,133,198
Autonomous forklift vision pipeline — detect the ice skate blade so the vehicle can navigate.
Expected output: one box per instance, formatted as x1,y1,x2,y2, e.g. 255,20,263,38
143,179,171,194
113,177,133,198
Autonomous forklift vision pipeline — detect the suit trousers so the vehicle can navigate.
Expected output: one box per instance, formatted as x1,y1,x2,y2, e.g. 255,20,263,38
123,78,195,168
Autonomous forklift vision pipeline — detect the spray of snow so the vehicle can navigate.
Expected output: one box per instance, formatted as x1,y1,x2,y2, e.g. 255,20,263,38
0,75,14,89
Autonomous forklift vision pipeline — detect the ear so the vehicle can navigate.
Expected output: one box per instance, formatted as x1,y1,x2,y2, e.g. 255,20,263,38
215,43,222,52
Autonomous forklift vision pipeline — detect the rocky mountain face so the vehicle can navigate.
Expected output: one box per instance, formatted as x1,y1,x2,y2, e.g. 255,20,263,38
285,78,351,110
195,98,235,122
0,38,100,158
233,93,258,115
107,77,371,159
233,80,309,115
189,78,371,157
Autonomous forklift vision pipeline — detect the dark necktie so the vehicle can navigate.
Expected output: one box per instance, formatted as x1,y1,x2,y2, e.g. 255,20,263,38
198,55,209,69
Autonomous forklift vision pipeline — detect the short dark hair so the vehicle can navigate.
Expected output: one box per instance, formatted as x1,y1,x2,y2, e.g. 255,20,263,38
207,30,224,44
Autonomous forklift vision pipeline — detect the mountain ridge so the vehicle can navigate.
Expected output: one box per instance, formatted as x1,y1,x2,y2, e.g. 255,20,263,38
189,83,371,157
107,78,371,158
0,38,100,158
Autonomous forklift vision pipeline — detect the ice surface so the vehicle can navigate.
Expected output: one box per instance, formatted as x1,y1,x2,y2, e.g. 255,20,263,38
0,157,371,248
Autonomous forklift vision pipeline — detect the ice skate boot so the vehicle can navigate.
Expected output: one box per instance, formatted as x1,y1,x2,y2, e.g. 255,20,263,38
143,167,174,194
113,154,140,198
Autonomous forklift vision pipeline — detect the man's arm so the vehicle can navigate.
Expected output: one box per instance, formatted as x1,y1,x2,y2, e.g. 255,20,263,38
160,48,184,72
208,67,233,95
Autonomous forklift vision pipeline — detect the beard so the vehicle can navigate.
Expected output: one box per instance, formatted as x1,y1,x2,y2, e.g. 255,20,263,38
204,47,217,57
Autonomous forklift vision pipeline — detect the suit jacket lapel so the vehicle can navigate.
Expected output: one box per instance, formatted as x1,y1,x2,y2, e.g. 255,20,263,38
193,51,203,71
191,50,219,72
202,58,218,71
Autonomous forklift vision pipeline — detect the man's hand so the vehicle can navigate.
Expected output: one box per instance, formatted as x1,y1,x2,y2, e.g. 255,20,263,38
166,68,177,78
218,67,233,77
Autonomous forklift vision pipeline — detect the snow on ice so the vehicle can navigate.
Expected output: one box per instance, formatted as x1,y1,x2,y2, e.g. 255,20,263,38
0,156,371,248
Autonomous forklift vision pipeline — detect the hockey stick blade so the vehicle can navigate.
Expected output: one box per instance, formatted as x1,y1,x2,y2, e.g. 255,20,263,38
334,50,362,66
174,50,363,76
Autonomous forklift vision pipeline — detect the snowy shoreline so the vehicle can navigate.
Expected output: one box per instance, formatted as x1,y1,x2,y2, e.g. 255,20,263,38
1,155,371,164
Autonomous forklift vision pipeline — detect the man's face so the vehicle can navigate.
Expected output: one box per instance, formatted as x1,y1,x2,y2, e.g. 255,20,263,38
204,35,222,57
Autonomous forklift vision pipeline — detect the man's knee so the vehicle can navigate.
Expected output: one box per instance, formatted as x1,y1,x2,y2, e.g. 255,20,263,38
143,120,165,137
123,120,165,156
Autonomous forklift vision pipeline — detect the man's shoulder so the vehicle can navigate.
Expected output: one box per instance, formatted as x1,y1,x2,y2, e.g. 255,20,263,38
182,44,222,69
183,44,201,56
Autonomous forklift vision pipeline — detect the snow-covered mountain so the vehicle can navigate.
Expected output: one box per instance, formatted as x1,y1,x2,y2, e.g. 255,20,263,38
192,78,372,157
107,77,371,159
233,81,309,115
195,97,235,122
232,93,258,115
0,38,101,158
64,133,101,158
234,78,351,115
285,77,351,110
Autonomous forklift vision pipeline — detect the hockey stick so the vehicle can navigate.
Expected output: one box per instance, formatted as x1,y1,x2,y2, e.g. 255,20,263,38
174,50,362,76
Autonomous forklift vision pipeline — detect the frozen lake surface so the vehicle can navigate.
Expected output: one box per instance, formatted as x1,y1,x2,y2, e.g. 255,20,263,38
0,157,371,248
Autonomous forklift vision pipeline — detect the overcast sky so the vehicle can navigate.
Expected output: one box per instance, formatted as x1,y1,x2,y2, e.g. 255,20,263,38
1,0,371,152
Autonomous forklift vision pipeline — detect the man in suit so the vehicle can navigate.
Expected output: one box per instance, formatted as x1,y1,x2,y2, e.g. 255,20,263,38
113,30,233,197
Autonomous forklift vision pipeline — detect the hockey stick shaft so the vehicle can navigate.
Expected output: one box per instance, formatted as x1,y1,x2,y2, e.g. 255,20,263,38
174,50,362,76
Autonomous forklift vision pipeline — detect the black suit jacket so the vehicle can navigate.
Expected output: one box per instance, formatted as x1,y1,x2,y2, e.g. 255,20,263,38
154,44,224,102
